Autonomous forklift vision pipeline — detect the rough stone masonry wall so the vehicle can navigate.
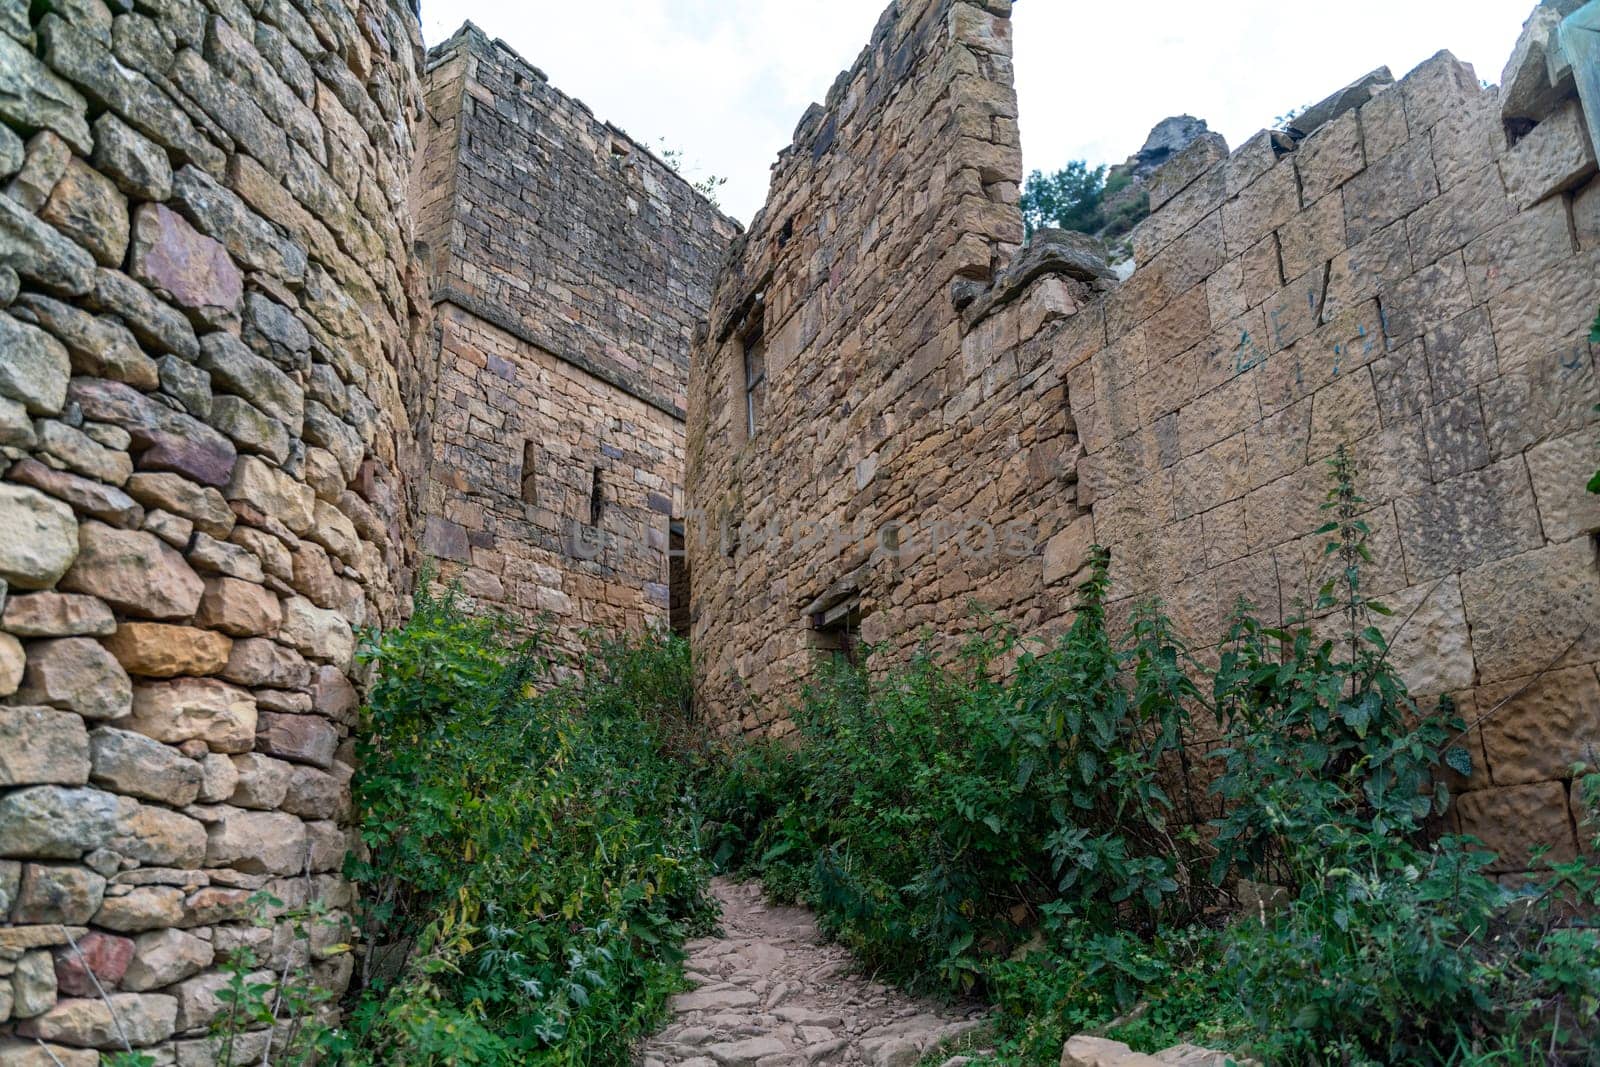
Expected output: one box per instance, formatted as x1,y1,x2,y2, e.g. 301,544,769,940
0,0,428,1057
415,26,737,653
688,0,1600,870
686,0,1026,733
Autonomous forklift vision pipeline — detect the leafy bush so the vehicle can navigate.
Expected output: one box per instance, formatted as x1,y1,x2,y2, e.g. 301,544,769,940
1020,161,1108,238
704,449,1600,1064
333,585,713,1066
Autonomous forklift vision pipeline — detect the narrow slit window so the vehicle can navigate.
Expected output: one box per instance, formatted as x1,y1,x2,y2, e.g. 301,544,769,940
811,596,863,668
589,465,605,526
520,441,538,505
668,519,690,638
743,328,767,439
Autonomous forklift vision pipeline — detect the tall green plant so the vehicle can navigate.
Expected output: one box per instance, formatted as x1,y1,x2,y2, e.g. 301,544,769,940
335,584,712,1065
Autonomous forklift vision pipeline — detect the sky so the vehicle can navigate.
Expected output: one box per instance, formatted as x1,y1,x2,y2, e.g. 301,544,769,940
420,1,1537,224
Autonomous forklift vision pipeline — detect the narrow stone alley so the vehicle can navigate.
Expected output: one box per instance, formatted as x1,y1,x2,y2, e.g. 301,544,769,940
637,878,988,1066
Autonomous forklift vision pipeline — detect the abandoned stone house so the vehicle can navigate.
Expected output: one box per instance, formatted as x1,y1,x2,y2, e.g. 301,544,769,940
0,0,1595,1057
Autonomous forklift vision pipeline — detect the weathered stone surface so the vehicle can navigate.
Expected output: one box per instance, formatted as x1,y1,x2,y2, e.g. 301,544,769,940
12,863,106,923
229,752,293,809
184,531,266,581
196,751,237,804
225,455,313,535
0,484,78,590
310,663,358,724
195,576,281,637
1461,538,1600,683
103,623,233,678
59,522,205,621
204,808,306,875
90,269,199,361
89,727,202,805
121,928,212,991
282,762,347,820
278,595,354,666
33,419,136,485
1501,97,1597,209
0,311,70,416
39,158,129,267
221,636,308,688
1458,782,1578,870
8,130,71,213
0,1040,97,1066
1479,665,1600,786
128,203,242,319
15,293,160,390
111,803,206,867
15,636,133,721
91,112,172,201
0,786,124,859
127,679,258,753
7,456,144,526
51,930,134,997
124,473,234,539
170,164,306,286
1,592,115,637
15,992,177,1048
93,885,184,932
12,949,57,1018
0,186,95,295
0,32,92,154
0,630,20,696
256,711,337,769
0,705,90,786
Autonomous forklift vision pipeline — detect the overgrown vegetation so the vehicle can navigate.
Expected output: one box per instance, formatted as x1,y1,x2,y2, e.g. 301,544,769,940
703,449,1600,1065
328,588,713,1065
240,434,1600,1065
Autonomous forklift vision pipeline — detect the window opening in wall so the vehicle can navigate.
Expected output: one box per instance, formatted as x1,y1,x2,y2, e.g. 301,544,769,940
743,325,767,439
589,465,605,525
811,595,863,668
520,441,538,505
669,519,690,638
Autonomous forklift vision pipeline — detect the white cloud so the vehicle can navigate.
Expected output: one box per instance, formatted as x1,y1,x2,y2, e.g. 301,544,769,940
422,0,1537,223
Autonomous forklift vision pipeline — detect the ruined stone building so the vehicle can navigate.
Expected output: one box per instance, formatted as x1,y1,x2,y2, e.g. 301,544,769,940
0,0,1596,1056
686,0,1600,874
413,25,737,653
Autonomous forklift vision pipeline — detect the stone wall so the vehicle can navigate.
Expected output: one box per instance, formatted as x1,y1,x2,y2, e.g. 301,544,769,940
687,0,1025,733
0,0,429,1056
686,0,1600,869
414,26,738,651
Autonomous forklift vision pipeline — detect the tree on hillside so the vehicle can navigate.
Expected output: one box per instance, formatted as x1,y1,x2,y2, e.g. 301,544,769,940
1019,160,1106,238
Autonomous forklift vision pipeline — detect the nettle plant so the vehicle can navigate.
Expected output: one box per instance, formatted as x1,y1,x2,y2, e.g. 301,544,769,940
703,446,1600,1064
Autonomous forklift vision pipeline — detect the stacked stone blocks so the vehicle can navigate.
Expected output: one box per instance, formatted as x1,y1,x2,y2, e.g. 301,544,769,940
0,0,427,1058
685,0,1600,870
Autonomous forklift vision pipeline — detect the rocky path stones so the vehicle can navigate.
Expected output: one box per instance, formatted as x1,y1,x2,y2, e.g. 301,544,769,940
638,878,986,1067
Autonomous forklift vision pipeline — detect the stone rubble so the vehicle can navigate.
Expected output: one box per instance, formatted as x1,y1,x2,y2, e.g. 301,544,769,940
637,878,986,1067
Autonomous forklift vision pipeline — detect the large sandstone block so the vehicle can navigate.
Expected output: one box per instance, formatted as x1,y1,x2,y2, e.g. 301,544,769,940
51,930,134,997
38,157,128,268
1479,666,1600,786
0,785,126,859
111,803,206,868
88,727,202,806
195,576,282,637
127,678,258,753
0,592,115,637
103,622,232,678
15,636,133,721
59,522,205,621
256,711,337,769
68,377,236,487
203,808,306,875
278,596,354,666
0,706,90,786
128,203,242,320
1501,97,1597,209
1461,538,1600,684
1457,782,1578,870
15,992,177,1049
12,862,105,923
121,928,212,992
225,455,314,535
0,311,70,416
